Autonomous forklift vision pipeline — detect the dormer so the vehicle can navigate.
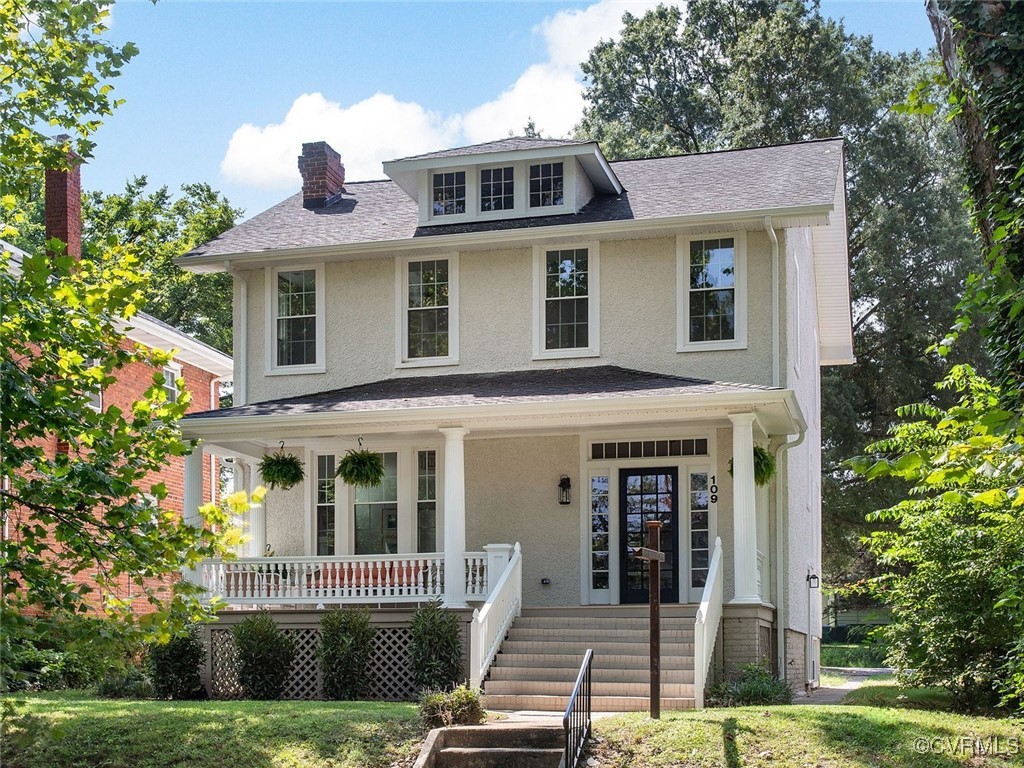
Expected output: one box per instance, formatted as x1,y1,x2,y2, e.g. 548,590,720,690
382,138,623,227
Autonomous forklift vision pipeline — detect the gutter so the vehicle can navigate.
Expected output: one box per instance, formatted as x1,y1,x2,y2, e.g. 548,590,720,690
774,429,806,684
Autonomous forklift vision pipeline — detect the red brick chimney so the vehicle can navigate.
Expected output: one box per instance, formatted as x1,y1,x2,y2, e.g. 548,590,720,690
297,141,345,210
45,141,82,260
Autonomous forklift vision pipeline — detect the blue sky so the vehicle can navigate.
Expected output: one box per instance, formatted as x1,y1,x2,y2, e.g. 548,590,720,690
87,0,937,219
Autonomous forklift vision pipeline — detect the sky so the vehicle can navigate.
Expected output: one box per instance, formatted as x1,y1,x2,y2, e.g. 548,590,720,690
84,0,938,220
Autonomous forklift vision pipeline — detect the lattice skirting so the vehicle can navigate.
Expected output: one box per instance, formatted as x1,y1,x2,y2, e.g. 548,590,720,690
208,625,417,701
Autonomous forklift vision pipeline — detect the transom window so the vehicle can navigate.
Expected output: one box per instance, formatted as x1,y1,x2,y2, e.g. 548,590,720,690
276,269,317,367
544,248,589,350
688,238,735,343
432,171,466,216
480,166,514,211
354,452,399,555
529,162,564,208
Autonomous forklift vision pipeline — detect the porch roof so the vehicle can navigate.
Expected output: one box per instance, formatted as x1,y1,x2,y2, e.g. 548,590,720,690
182,366,806,442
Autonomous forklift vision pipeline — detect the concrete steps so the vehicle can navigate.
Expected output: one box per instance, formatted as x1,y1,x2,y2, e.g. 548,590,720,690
482,608,697,713
416,724,563,768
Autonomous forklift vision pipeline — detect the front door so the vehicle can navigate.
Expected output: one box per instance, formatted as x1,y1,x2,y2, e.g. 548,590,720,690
619,467,679,604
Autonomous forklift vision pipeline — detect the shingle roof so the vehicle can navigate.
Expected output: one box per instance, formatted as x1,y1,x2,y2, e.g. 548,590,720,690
392,136,586,161
181,138,843,260
183,366,778,421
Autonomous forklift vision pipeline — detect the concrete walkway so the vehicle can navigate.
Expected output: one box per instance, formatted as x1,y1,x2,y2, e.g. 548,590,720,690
796,667,891,705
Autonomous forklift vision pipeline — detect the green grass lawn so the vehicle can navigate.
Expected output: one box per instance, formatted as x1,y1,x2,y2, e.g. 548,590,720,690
1,692,422,768
592,705,1024,767
842,673,957,712
820,642,888,667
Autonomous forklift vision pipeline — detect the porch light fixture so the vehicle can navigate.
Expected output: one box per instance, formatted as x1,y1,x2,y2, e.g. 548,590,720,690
807,573,820,589
558,475,572,505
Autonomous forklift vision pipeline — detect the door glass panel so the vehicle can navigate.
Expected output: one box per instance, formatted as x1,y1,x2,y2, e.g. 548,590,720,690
316,455,336,556
354,452,399,555
590,476,610,590
620,468,677,603
416,450,437,553
690,471,711,589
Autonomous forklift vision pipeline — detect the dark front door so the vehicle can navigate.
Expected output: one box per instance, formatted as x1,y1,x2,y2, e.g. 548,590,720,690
619,467,679,604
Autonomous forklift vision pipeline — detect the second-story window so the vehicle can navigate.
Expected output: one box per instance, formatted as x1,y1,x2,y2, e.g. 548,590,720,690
480,166,514,211
432,171,466,216
268,264,325,373
162,363,180,402
398,255,459,367
535,246,601,357
529,162,564,208
677,234,747,352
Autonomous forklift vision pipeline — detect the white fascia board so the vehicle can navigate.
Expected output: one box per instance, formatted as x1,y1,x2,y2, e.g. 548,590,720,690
121,314,233,377
180,388,805,441
175,203,834,274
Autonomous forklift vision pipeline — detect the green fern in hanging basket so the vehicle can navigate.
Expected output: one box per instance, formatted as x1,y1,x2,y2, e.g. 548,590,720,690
258,446,305,490
727,445,777,487
336,449,385,488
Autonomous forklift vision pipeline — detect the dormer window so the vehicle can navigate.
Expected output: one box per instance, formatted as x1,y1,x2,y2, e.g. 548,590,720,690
529,162,564,208
480,166,514,212
432,171,466,216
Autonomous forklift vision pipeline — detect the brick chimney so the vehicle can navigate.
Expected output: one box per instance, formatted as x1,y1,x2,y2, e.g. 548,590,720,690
45,141,82,260
297,141,346,210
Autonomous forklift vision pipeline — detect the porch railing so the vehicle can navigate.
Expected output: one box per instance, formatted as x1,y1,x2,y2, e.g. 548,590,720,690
201,552,489,605
693,537,724,709
469,542,522,688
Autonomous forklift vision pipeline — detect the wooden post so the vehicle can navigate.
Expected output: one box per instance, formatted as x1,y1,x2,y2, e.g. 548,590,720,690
632,521,665,719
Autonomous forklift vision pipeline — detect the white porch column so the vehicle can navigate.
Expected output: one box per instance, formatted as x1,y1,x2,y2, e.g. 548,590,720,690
441,427,469,608
249,460,267,557
729,413,760,603
182,446,205,585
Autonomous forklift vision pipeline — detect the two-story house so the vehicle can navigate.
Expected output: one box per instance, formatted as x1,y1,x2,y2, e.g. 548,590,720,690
177,136,852,709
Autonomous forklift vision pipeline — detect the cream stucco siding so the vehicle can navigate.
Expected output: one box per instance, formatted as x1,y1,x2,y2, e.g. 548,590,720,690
465,435,581,607
264,482,306,557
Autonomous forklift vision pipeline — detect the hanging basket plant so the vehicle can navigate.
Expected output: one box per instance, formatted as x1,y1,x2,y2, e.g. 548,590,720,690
258,443,305,490
336,444,385,488
728,445,777,487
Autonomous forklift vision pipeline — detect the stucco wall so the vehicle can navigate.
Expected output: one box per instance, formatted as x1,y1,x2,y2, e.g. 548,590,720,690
242,232,777,403
264,482,306,557
464,435,581,607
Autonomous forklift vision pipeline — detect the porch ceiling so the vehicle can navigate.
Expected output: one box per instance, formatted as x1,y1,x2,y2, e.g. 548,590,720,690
182,366,805,447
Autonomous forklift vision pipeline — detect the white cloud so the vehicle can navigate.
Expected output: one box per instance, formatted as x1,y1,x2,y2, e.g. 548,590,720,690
220,0,684,188
221,92,460,188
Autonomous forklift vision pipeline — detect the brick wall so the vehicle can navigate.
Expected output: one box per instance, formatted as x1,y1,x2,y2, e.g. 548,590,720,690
785,629,808,692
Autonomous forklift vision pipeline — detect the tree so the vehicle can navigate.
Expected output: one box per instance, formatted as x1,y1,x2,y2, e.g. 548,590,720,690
925,0,1024,410
856,366,1024,711
1,0,139,204
575,1,985,583
0,243,249,657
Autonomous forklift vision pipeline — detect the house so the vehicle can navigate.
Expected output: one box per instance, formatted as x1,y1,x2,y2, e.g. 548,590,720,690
2,160,233,615
176,136,853,709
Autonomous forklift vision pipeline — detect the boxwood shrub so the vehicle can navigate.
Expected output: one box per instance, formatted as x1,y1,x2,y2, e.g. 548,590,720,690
148,627,206,699
233,611,295,699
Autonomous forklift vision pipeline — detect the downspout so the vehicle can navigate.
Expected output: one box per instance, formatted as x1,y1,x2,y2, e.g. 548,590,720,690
774,429,805,684
765,216,780,388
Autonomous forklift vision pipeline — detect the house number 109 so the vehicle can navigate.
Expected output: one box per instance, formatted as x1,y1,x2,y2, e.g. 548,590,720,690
709,476,718,505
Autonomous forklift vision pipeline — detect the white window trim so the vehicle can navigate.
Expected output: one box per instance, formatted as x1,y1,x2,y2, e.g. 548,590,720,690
532,242,600,360
676,232,748,353
85,358,103,412
264,263,326,375
162,361,183,401
394,253,460,369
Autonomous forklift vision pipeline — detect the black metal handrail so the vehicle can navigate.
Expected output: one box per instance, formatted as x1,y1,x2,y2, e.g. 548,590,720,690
562,648,593,768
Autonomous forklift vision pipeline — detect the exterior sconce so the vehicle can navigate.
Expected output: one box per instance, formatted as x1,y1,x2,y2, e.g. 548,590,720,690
558,475,572,505
807,573,820,589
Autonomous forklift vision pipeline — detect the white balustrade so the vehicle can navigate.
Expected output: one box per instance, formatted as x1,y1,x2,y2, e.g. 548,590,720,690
469,542,522,688
693,537,724,709
464,551,488,598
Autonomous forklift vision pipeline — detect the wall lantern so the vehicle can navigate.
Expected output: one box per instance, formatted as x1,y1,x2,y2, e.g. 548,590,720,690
807,573,820,589
558,475,572,505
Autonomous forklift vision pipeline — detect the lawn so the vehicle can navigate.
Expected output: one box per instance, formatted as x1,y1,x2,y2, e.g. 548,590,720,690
591,705,1024,767
0,692,422,768
842,674,957,712
820,642,888,667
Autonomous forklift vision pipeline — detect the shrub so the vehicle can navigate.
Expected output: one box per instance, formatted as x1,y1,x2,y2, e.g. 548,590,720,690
410,601,463,691
706,664,793,707
148,627,205,699
233,611,295,700
96,666,154,699
319,607,376,700
420,684,485,728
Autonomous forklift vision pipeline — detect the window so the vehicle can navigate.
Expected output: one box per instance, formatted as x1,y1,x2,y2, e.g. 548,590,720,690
677,233,747,351
480,166,514,212
266,264,325,373
397,255,459,367
529,162,564,208
354,452,399,555
533,244,599,358
416,450,437,553
316,455,336,556
85,358,103,411
590,475,610,591
432,171,466,216
162,364,180,402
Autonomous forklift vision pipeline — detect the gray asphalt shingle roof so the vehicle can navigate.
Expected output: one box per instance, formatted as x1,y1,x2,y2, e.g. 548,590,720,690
392,137,586,161
182,138,843,260
183,366,779,421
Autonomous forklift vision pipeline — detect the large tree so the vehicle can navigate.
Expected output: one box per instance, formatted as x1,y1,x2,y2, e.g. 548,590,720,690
576,0,984,582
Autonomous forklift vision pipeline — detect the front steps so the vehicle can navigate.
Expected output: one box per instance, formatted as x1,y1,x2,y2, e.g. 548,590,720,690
482,606,698,712
415,724,563,768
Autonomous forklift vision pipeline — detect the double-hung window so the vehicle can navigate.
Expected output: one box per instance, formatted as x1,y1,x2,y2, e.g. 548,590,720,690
162,363,181,402
533,244,599,358
85,358,103,411
432,171,466,216
267,264,325,373
397,255,458,367
677,234,747,351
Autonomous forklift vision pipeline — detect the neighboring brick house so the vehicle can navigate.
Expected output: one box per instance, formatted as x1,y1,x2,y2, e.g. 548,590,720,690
177,136,853,707
3,161,232,615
